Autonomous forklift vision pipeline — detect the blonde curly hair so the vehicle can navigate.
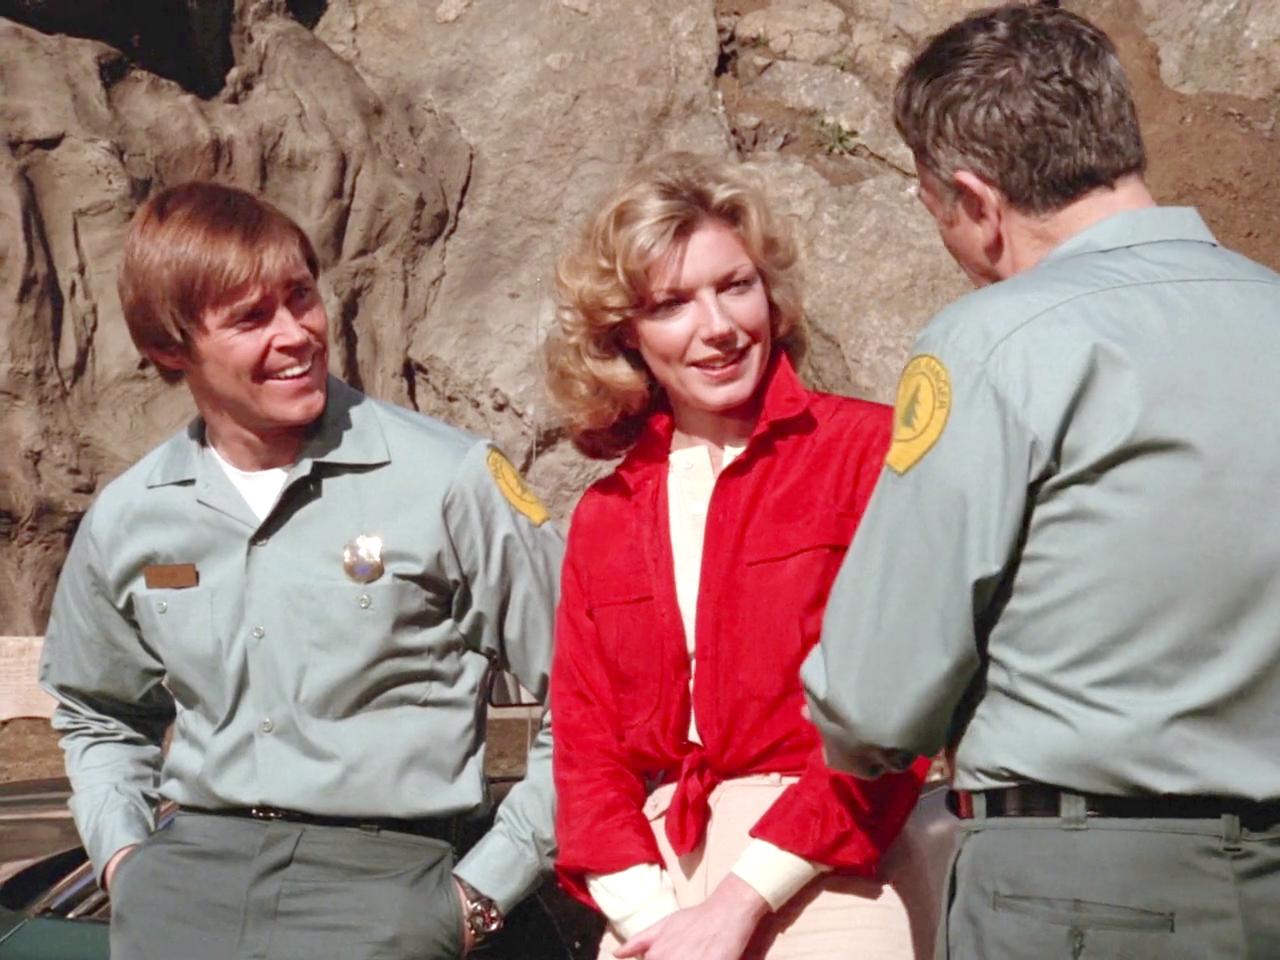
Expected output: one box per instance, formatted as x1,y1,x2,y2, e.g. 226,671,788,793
546,152,806,459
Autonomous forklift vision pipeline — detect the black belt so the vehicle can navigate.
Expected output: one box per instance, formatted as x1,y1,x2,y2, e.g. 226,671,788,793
183,805,460,842
948,784,1280,828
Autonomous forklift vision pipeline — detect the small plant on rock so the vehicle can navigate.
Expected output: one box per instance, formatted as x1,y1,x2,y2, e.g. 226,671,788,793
818,119,858,156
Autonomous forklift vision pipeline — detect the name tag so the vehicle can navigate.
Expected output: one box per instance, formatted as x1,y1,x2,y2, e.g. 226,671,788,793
143,563,200,590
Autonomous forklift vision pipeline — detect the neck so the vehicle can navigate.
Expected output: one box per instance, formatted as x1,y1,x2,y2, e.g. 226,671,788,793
1002,174,1156,277
205,420,304,471
670,404,756,459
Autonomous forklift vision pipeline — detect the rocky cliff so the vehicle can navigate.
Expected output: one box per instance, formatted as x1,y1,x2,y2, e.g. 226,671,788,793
1,0,1277,636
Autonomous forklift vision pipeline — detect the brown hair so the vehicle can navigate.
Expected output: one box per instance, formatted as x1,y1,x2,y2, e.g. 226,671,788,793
893,3,1146,214
546,152,805,460
118,182,319,382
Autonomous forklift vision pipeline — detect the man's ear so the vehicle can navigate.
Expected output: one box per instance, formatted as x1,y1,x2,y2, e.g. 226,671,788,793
952,169,1007,269
144,344,189,377
952,171,1003,245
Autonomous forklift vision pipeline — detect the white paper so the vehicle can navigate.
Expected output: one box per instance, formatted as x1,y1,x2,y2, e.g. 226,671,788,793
0,637,55,720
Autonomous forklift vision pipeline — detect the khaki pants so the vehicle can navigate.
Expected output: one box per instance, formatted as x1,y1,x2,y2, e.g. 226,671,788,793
939,798,1280,958
109,811,464,960
598,776,958,959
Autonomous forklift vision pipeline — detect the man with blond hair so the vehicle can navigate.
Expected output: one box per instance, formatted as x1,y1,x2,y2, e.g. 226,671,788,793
804,3,1280,956
40,182,562,959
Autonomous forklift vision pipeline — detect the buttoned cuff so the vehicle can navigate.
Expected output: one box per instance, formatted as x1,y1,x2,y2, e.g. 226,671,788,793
586,863,681,940
730,839,827,911
454,830,544,914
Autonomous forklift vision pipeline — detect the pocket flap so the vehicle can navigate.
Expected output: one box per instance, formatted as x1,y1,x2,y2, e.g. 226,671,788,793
745,511,859,564
589,566,654,607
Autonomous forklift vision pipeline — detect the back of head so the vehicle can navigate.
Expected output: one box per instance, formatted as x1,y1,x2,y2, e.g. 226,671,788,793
894,2,1145,214
118,181,319,383
547,151,804,459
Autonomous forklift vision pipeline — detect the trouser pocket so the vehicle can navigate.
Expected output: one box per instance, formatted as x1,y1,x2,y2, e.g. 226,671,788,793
992,893,1174,931
267,832,463,960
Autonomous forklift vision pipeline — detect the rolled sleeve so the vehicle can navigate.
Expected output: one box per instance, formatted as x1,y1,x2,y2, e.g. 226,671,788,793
730,839,824,911
586,863,680,940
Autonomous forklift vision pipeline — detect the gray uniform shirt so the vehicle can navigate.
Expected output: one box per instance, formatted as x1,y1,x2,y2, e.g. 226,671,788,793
804,208,1280,798
40,378,563,910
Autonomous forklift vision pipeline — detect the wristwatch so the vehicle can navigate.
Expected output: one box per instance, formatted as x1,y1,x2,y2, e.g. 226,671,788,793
455,876,504,944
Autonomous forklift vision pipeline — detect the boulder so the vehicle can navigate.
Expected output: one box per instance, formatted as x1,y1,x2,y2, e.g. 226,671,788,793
754,158,968,401
1135,0,1280,100
736,0,849,65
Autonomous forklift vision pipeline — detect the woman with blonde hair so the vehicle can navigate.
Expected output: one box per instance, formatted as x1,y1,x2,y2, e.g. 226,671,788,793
546,152,935,960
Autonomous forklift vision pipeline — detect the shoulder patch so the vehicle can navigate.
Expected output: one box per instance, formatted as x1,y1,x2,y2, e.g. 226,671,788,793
885,354,951,474
486,448,550,526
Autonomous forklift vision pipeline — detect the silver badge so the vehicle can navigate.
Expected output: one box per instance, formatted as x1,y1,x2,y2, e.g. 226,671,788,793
342,534,384,583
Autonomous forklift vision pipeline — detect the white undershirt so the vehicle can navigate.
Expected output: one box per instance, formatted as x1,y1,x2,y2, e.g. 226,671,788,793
585,443,822,939
207,445,289,523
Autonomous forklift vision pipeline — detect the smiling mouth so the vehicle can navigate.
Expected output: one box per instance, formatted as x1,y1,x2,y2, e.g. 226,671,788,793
268,356,315,381
692,346,749,370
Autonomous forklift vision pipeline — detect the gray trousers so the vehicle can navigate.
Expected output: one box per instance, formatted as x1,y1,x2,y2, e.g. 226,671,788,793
937,795,1280,958
109,811,465,960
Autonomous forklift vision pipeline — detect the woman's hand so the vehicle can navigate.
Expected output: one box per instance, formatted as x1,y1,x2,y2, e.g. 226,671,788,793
613,873,769,960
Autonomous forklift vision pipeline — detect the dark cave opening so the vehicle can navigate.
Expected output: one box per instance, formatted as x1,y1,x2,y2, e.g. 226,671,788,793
0,0,235,99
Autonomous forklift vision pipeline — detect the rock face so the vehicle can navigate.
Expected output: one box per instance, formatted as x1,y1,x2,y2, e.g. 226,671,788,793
0,9,471,631
0,0,1278,635
1136,0,1280,100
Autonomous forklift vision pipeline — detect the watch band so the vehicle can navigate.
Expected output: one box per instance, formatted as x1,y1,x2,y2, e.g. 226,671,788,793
455,876,504,943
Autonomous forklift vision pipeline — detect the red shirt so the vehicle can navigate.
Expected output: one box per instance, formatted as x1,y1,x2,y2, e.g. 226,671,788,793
552,354,927,904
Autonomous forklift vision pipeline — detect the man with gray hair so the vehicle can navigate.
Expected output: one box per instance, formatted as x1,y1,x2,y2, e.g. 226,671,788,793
803,3,1280,956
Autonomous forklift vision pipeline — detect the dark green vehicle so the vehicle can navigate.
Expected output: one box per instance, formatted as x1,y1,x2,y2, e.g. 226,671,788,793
0,779,107,959
0,779,596,960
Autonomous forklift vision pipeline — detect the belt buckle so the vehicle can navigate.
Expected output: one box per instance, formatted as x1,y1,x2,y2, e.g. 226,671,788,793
250,806,287,821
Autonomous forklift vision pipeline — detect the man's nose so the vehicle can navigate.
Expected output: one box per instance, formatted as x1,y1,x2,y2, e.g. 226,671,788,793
271,303,312,344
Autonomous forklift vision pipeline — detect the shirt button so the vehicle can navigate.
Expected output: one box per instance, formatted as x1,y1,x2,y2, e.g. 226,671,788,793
251,626,265,640
261,717,274,733
155,600,168,614
251,535,267,547
358,594,372,609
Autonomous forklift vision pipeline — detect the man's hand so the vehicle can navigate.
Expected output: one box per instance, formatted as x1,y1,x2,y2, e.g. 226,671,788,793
102,843,140,892
613,873,769,960
453,877,477,955
801,704,918,780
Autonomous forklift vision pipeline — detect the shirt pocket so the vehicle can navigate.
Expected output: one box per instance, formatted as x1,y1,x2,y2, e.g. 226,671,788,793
588,569,665,731
739,511,859,696
288,579,459,718
133,588,215,707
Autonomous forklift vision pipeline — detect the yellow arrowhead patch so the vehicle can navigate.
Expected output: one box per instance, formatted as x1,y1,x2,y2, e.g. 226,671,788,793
885,354,951,474
486,448,549,526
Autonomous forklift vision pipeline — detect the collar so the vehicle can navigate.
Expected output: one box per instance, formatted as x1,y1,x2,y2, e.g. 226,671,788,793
1040,206,1218,266
146,376,390,488
614,351,811,490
